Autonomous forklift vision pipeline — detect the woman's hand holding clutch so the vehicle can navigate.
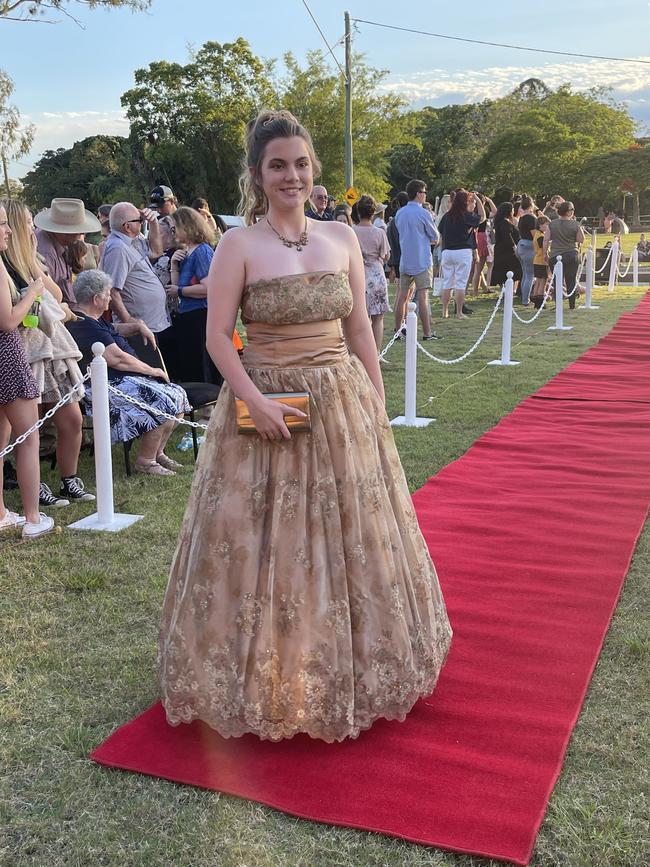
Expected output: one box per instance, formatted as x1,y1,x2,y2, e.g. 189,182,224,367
244,394,308,441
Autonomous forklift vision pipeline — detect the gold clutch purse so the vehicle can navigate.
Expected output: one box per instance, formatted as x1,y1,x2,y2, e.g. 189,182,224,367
235,392,312,434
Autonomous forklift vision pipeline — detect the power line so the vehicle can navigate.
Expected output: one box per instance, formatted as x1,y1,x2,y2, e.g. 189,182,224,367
352,17,650,66
301,0,347,79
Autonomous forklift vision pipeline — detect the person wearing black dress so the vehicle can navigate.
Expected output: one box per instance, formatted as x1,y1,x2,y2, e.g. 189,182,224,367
491,202,522,290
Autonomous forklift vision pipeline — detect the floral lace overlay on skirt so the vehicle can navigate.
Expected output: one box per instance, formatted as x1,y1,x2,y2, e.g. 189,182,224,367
158,272,452,742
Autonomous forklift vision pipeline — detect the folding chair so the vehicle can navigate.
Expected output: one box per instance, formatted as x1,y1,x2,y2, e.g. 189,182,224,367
127,334,221,460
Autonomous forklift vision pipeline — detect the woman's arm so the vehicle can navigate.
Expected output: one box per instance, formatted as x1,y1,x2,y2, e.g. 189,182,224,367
102,342,166,379
180,283,208,298
33,261,63,302
169,247,187,290
114,319,157,348
205,229,305,440
0,261,42,331
173,246,211,298
341,226,385,403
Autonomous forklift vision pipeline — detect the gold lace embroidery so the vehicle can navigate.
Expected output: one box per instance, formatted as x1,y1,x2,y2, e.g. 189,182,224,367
242,272,353,326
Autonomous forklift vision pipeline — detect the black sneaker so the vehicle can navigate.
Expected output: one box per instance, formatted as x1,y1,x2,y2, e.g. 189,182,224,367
60,476,96,502
462,304,474,315
39,482,69,508
393,326,407,340
422,333,442,341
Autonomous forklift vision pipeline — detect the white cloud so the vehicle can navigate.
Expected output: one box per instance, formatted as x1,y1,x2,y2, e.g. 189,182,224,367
41,111,104,119
9,109,128,178
379,57,650,128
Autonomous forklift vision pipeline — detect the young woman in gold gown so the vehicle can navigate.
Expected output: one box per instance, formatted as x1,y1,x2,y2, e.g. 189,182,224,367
158,110,452,743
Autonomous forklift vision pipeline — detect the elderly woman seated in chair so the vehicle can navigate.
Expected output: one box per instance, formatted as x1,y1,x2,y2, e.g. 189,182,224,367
67,269,190,476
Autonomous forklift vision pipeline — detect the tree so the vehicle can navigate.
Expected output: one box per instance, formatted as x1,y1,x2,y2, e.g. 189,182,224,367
400,81,637,201
281,50,407,202
467,84,635,199
4,176,23,197
470,107,594,195
122,39,277,212
0,0,150,23
21,135,139,210
579,145,650,224
0,71,35,197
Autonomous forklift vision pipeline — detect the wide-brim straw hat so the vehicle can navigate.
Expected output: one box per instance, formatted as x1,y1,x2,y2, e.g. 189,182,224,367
374,203,387,214
34,198,101,234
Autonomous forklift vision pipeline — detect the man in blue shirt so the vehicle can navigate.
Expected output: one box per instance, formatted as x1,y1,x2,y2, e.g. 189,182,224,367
394,179,441,340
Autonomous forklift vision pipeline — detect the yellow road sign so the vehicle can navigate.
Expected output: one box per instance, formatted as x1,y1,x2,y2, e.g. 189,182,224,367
344,186,359,206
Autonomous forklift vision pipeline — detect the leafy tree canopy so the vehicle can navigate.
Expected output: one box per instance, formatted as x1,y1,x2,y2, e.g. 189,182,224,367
281,50,407,202
579,145,650,221
387,81,636,202
122,38,277,212
21,135,139,211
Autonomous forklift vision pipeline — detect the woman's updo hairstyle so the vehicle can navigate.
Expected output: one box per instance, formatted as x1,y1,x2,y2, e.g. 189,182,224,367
238,109,321,226
356,194,376,221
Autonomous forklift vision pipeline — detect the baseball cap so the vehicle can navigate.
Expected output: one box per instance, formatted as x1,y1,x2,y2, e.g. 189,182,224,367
150,185,175,204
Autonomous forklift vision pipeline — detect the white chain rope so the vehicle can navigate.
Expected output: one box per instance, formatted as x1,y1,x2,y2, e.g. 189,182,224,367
594,246,613,274
378,325,404,360
512,283,554,324
562,253,587,299
0,373,91,460
106,384,209,429
616,252,633,278
415,290,504,365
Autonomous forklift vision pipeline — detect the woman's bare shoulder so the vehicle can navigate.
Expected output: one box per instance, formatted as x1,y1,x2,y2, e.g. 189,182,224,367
313,219,357,244
217,223,259,249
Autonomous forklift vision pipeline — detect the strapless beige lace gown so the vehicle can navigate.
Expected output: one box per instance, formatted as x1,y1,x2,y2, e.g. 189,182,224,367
158,272,452,742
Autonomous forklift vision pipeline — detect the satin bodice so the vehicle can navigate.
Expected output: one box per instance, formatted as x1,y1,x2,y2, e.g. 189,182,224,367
241,271,353,368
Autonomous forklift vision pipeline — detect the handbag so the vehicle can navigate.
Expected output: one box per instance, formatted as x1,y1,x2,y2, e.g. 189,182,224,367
235,392,311,434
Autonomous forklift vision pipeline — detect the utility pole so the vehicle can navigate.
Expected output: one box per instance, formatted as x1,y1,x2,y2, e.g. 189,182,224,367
344,11,353,190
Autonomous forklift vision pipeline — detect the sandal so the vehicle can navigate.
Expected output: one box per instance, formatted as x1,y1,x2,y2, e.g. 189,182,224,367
134,460,175,477
156,453,183,470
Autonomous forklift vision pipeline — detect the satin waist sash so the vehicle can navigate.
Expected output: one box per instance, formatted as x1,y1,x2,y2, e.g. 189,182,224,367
242,320,348,368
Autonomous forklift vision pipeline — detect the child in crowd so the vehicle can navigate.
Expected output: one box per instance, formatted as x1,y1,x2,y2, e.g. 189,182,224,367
531,214,550,309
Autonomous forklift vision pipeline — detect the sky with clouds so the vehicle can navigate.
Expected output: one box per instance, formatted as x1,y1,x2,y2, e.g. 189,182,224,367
2,0,650,178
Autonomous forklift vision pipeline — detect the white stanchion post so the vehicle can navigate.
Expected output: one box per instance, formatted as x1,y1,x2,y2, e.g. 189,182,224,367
607,240,619,293
580,246,599,311
488,274,519,366
68,343,143,533
633,246,639,288
390,302,434,428
548,255,572,332
591,229,597,279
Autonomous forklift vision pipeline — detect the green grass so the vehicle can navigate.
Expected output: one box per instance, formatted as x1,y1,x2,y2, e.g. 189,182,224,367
589,231,642,256
2,282,649,867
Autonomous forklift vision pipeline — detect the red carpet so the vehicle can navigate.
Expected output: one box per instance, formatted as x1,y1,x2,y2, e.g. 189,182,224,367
91,293,650,865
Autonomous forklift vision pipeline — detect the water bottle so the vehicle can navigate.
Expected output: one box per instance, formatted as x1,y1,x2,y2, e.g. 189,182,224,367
22,295,42,329
176,431,193,452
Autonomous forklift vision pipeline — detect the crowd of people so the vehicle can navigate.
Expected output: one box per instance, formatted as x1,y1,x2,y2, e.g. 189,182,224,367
0,158,644,540
301,184,604,339
0,186,227,536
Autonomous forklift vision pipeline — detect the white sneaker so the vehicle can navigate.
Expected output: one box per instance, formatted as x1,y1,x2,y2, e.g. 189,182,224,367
0,510,25,531
22,513,55,539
